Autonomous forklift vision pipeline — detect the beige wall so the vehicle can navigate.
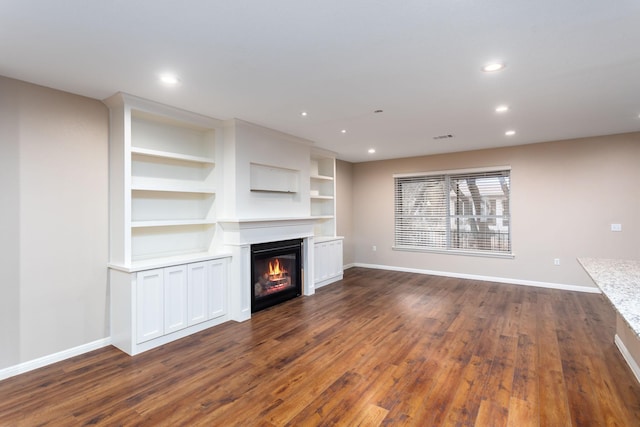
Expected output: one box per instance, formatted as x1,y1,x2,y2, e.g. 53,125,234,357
0,76,109,369
336,159,355,266
352,134,640,288
0,78,21,368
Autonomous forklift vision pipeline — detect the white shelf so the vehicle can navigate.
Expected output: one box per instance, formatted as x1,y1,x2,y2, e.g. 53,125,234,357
131,112,216,160
105,92,222,266
131,190,214,225
131,154,215,193
131,219,216,228
310,150,337,238
131,147,215,164
310,174,334,181
314,235,344,243
109,251,231,273
310,196,334,217
131,224,216,262
131,180,216,194
249,163,299,193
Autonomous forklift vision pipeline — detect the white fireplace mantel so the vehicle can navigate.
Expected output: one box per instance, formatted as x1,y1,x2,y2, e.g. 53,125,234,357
218,217,316,246
218,217,317,322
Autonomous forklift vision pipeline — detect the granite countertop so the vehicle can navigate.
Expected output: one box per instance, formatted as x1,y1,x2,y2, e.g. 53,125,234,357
578,258,640,337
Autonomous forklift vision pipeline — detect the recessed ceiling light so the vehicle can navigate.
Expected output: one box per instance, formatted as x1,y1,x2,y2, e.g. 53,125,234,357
495,105,509,113
482,62,506,72
368,148,376,154
505,130,516,136
159,73,181,86
301,111,308,117
341,129,347,134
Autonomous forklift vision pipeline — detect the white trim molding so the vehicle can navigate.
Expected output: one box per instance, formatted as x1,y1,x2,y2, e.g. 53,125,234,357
0,337,111,381
353,263,601,294
615,334,640,384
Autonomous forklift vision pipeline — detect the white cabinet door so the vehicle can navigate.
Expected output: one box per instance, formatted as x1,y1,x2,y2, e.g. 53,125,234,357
314,242,329,283
328,239,343,278
136,269,164,343
322,243,332,281
207,259,227,320
314,242,324,283
164,265,188,334
187,261,208,326
127,257,230,354
314,239,343,288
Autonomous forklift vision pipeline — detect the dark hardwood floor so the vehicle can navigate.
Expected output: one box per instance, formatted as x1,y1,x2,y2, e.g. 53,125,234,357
2,267,640,426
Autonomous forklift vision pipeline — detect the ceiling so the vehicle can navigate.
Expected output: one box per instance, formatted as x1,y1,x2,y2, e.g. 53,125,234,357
2,1,640,162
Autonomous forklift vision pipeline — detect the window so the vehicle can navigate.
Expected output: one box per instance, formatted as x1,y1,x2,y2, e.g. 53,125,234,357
394,167,511,256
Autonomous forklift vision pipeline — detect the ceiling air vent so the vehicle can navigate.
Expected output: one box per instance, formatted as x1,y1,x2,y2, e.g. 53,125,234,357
433,134,454,140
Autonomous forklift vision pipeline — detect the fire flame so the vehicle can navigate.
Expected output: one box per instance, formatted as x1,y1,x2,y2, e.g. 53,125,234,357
268,259,286,278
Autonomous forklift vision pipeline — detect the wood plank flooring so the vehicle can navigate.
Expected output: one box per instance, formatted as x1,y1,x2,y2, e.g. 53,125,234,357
1,267,640,426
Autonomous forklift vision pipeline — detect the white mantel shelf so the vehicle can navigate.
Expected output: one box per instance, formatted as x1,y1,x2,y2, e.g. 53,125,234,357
109,252,232,273
217,216,318,226
218,217,317,246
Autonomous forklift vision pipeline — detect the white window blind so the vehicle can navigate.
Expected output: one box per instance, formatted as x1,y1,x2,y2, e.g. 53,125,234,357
394,168,511,255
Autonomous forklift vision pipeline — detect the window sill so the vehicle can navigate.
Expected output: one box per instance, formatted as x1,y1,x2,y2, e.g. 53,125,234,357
392,246,515,259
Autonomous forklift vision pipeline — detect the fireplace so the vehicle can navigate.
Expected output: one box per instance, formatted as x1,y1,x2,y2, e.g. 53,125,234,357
251,239,303,313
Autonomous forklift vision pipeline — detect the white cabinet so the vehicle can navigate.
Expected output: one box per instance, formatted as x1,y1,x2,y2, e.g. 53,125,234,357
110,257,230,355
207,259,227,319
314,238,344,289
136,269,165,343
164,265,188,334
187,262,209,326
186,259,228,326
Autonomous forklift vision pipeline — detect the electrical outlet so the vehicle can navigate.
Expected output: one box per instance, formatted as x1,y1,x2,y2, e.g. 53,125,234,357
372,245,377,251
554,258,560,266
611,223,622,232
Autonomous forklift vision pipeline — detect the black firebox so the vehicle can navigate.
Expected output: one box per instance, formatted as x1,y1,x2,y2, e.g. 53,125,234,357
250,239,302,313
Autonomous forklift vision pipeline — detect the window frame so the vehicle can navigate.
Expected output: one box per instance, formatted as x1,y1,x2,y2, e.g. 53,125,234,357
393,166,514,258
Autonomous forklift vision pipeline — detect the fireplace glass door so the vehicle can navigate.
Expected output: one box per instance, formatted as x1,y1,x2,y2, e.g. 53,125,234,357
251,239,302,313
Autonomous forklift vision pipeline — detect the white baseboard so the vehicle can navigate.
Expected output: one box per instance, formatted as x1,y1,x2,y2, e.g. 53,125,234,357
0,337,112,382
615,334,640,384
352,263,601,294
343,263,355,270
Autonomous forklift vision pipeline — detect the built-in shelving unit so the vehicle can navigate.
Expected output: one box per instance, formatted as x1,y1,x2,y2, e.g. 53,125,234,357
310,149,337,238
105,93,224,268
102,94,346,354
105,93,231,356
309,148,343,287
